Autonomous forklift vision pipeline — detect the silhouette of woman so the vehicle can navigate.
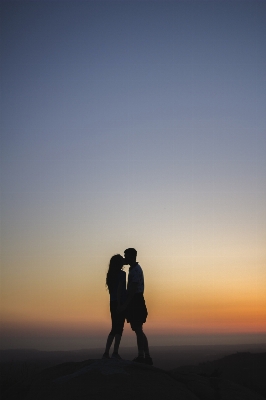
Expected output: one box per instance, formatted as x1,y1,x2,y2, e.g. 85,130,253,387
102,254,126,359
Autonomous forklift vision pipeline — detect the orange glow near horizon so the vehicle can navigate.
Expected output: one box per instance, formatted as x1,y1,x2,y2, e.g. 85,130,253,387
2,270,265,340
1,238,265,349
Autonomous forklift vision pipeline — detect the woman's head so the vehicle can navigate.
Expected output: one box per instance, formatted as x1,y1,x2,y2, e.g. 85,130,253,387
106,254,124,291
109,254,124,270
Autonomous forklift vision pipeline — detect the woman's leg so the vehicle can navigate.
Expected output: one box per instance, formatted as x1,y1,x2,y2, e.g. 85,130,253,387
104,333,115,355
104,302,116,356
104,303,125,357
113,334,122,354
112,313,125,354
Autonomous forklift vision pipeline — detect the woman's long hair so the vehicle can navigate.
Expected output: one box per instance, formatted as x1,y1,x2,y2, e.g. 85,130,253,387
106,254,123,292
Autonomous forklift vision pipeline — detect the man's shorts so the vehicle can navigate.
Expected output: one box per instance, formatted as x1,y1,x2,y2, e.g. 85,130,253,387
126,293,148,330
129,321,143,331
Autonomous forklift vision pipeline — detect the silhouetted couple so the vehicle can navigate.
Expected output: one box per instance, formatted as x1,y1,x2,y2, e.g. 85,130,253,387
103,248,153,365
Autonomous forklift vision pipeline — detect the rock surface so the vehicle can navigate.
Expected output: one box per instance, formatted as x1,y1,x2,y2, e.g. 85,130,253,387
26,358,198,400
24,356,266,400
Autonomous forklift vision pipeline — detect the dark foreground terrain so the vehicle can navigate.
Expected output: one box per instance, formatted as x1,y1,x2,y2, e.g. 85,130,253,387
1,346,266,399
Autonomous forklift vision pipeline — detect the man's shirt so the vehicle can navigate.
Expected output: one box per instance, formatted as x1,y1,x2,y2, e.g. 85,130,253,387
128,263,144,294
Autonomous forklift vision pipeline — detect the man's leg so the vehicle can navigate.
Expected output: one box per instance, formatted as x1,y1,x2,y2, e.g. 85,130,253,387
134,326,145,357
132,324,153,365
142,330,153,364
135,327,150,355
142,331,150,356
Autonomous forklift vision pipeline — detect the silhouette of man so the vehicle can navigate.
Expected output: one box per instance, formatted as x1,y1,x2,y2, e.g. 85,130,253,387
121,248,153,365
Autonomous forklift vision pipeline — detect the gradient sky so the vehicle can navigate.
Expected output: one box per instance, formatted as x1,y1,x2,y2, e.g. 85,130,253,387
1,0,266,350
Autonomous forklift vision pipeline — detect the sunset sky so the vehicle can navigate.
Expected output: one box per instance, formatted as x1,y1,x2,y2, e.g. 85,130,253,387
1,0,265,350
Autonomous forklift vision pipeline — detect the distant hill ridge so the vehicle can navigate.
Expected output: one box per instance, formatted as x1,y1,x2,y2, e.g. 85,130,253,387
1,342,266,366
172,352,266,399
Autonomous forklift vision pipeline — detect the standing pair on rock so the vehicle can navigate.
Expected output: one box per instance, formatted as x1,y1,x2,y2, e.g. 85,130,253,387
103,248,153,365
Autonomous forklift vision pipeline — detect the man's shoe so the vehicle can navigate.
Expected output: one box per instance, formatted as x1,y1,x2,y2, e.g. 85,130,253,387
111,353,122,359
132,356,145,363
102,352,110,359
145,355,153,365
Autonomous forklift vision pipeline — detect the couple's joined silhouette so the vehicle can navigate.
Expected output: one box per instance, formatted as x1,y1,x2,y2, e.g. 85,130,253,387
103,248,153,365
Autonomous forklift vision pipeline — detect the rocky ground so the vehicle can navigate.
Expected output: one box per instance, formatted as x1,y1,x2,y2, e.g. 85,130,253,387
1,352,266,399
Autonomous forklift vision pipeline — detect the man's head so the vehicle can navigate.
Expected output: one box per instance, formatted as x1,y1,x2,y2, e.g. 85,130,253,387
124,248,137,266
